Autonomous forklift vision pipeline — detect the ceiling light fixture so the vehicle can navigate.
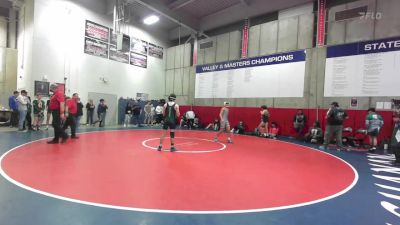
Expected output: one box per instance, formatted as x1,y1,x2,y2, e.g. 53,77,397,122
143,15,159,25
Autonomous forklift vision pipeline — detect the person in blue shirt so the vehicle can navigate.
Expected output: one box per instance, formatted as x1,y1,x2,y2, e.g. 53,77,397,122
8,91,19,127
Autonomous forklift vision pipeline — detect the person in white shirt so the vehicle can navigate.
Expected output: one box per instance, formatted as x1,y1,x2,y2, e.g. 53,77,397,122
144,101,153,125
185,108,195,129
16,90,29,131
155,102,164,124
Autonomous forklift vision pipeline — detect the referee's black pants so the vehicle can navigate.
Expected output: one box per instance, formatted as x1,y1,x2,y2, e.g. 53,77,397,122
63,114,77,137
51,110,68,141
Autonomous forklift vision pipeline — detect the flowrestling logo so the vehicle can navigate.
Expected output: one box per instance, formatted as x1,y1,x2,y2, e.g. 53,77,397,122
359,12,383,20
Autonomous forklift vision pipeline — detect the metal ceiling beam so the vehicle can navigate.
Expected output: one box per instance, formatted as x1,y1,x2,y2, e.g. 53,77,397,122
240,0,250,6
129,0,203,35
168,0,198,11
200,0,250,18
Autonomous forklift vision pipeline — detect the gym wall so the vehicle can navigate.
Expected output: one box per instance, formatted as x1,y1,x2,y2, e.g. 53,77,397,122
15,0,169,114
166,0,400,110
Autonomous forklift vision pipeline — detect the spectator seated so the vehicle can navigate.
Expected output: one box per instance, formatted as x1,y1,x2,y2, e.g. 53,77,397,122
179,115,188,128
304,121,323,144
205,119,220,131
346,128,368,148
232,121,246,134
185,109,196,129
192,117,201,129
267,122,280,139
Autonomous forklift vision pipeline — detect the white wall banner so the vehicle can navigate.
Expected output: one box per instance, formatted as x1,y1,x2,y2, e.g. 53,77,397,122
195,50,306,98
324,37,400,97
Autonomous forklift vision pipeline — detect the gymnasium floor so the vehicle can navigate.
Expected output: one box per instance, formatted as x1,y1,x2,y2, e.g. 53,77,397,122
0,126,398,225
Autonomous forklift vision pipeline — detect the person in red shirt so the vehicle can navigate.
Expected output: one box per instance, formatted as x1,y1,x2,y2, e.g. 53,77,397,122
63,93,79,139
268,122,280,139
47,83,68,144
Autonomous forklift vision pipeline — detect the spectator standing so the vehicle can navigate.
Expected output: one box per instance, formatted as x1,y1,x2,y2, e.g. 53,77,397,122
124,100,133,127
16,90,28,132
365,108,384,152
8,91,19,127
97,99,108,127
320,102,348,151
64,94,79,139
132,100,142,127
47,83,68,144
150,103,155,125
144,101,152,125
45,99,52,130
293,109,307,139
155,102,164,124
24,95,33,131
32,94,45,130
76,98,84,128
391,105,400,165
86,99,95,126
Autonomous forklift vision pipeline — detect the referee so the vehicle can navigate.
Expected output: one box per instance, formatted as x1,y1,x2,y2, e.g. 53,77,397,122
47,83,68,144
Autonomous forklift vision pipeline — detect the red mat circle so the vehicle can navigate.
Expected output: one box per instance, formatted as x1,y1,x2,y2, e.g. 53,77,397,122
0,130,357,213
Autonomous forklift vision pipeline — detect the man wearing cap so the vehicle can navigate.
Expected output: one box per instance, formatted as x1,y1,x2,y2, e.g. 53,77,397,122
158,93,180,152
48,84,68,144
320,102,348,151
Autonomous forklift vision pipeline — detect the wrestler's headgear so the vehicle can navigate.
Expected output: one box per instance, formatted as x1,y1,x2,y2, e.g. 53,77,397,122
168,93,176,101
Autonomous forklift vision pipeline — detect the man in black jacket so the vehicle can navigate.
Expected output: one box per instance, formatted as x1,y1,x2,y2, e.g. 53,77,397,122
320,102,348,151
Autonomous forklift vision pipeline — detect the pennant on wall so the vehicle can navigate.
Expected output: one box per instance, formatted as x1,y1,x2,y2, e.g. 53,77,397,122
193,37,198,65
317,0,326,47
241,19,249,58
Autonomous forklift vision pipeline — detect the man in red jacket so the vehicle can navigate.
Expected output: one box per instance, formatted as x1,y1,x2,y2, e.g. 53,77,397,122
48,83,68,144
64,93,79,139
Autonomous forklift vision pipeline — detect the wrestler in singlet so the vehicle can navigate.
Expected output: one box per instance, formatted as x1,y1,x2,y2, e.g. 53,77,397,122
258,105,269,131
220,106,230,130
